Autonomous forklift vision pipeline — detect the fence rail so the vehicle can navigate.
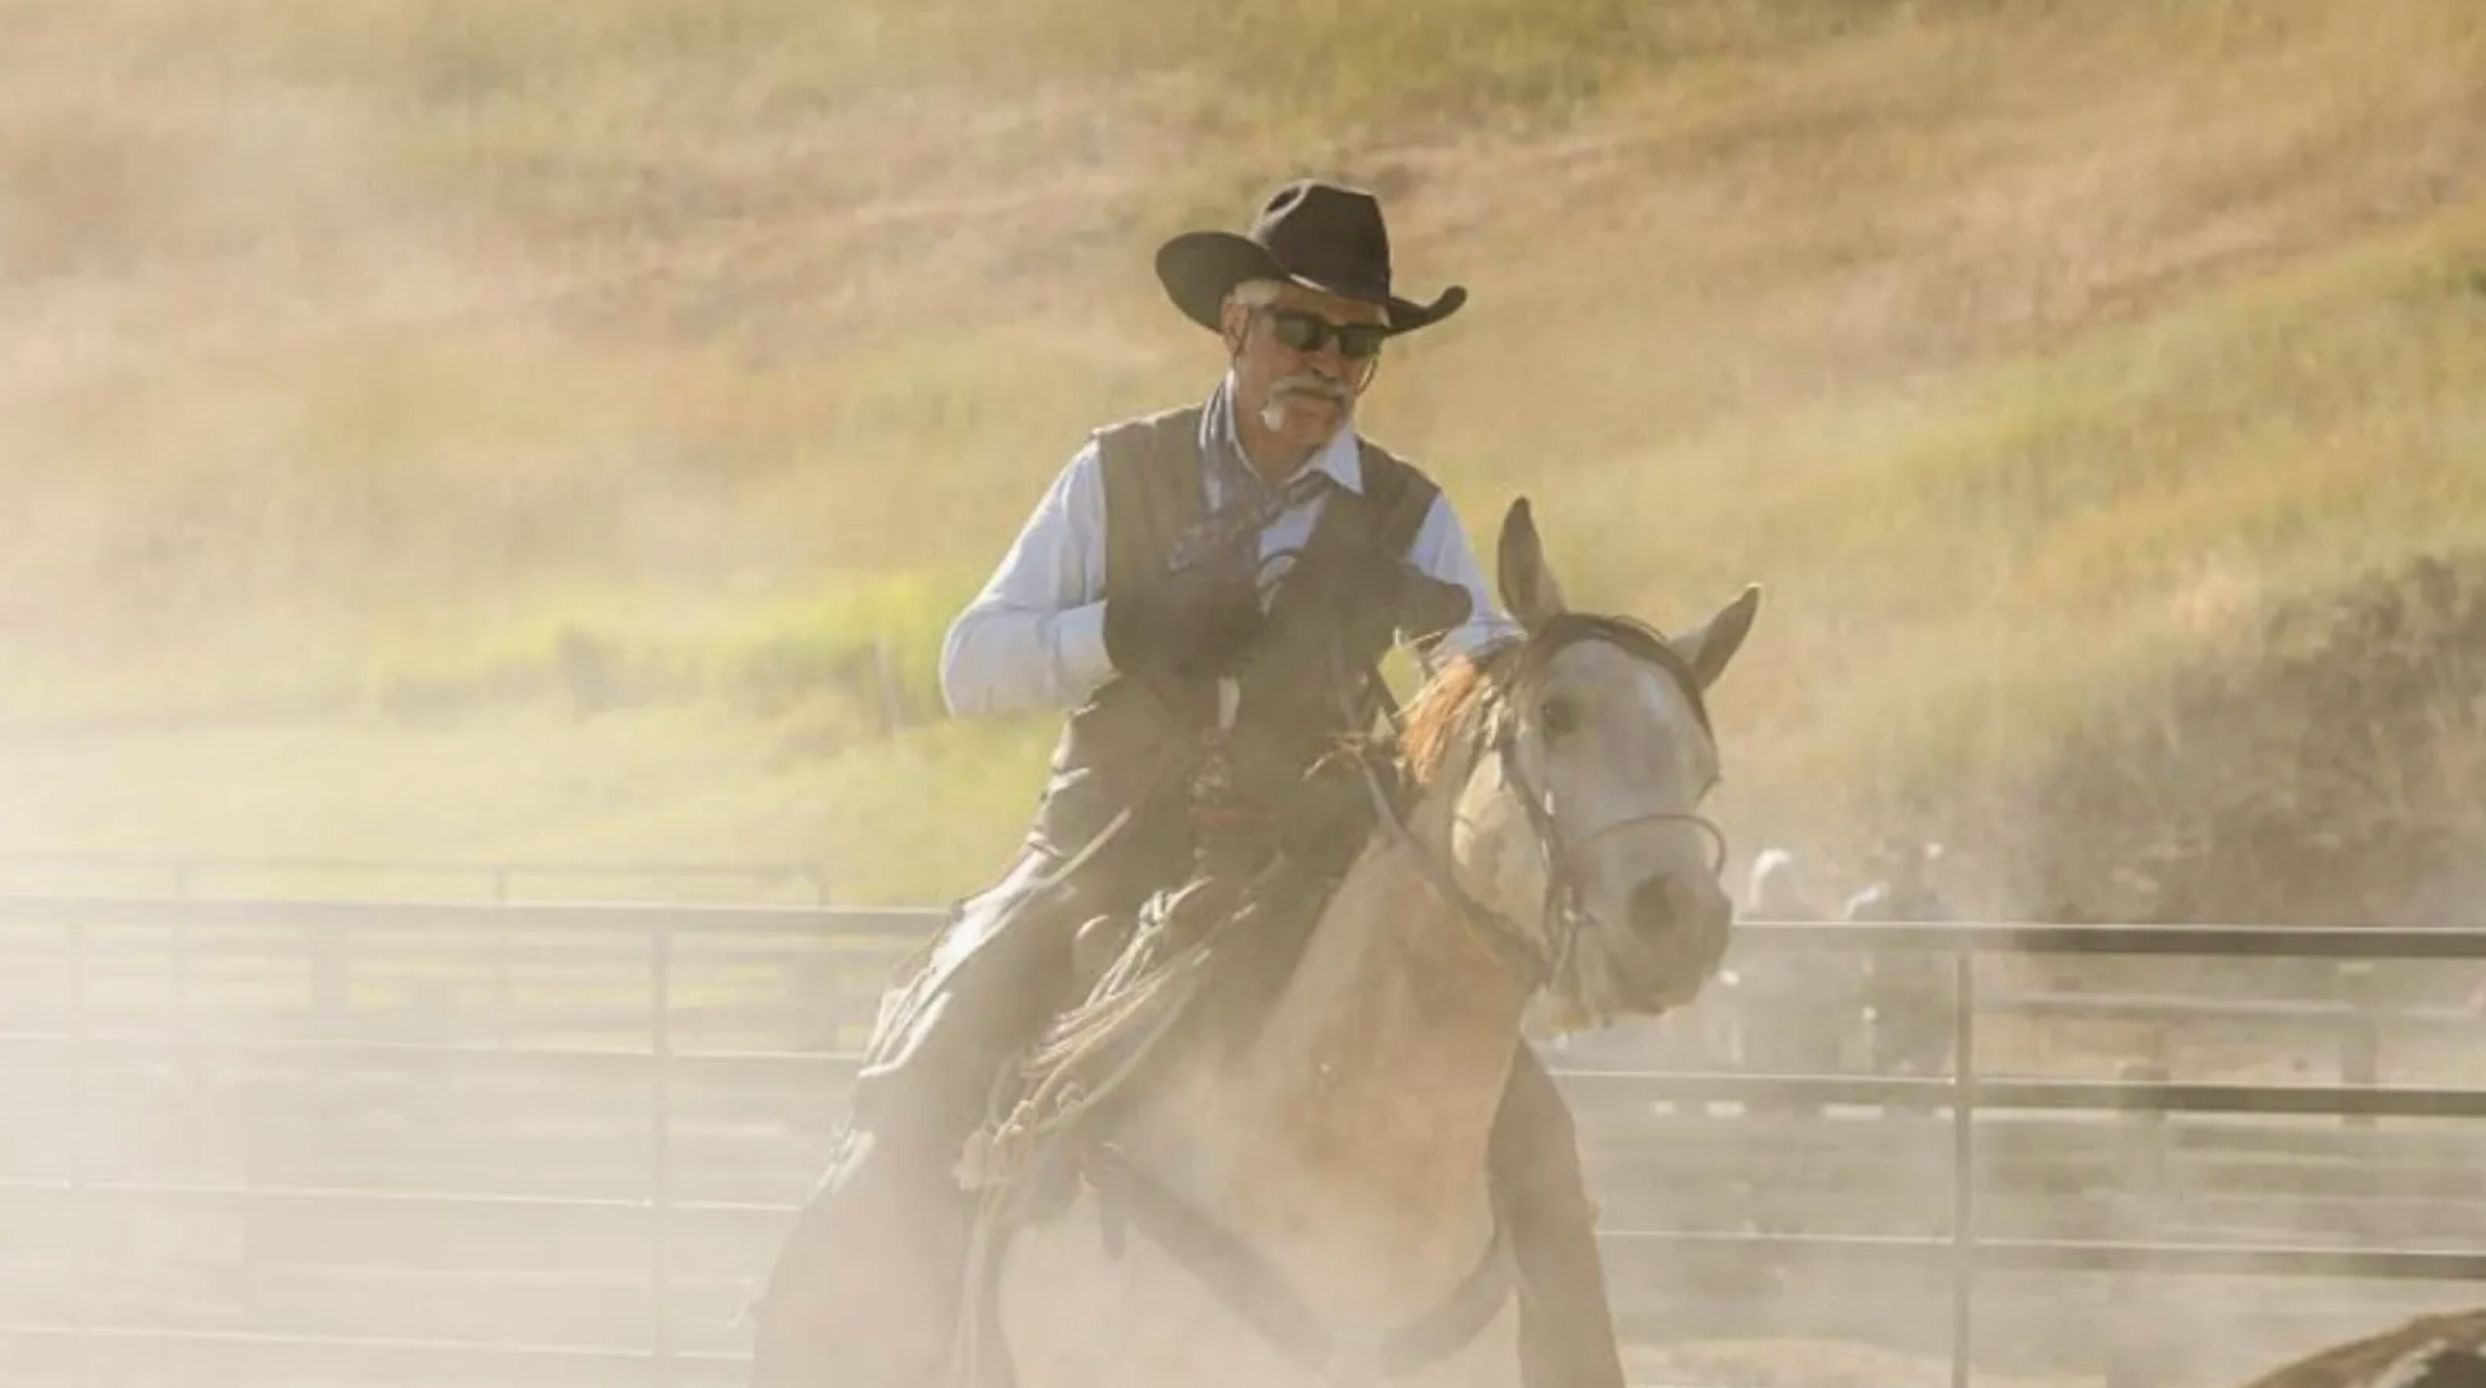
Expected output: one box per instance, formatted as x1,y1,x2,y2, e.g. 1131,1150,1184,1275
2,894,2482,1388
0,854,837,903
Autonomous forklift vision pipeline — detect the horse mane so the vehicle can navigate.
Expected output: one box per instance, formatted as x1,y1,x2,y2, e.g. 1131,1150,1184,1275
1397,640,1523,789
1398,615,1699,785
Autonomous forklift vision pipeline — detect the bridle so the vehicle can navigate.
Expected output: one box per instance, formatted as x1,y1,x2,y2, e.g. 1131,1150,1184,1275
1359,614,1730,992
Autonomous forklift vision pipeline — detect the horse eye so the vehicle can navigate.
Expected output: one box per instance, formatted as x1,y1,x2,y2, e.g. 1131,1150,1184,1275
1539,695,1578,741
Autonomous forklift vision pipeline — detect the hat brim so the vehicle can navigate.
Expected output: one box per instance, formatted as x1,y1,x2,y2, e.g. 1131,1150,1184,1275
1154,230,1466,337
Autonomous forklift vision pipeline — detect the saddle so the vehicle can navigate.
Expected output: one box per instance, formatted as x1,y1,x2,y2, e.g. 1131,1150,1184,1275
939,853,1341,1388
960,850,1334,1200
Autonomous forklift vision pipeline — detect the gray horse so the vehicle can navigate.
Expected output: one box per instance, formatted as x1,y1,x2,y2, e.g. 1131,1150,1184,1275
976,500,1760,1388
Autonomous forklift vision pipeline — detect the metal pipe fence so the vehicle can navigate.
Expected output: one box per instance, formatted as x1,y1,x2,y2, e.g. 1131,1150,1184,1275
0,854,837,904
0,894,2481,1388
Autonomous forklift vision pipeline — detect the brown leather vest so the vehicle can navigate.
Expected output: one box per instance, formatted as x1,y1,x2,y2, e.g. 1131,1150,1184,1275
1027,405,1442,867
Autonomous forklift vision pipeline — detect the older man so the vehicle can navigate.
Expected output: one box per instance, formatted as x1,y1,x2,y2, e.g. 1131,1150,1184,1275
752,180,1625,1388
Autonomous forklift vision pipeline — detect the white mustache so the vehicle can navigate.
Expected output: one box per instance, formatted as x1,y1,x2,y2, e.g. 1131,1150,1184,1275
1258,375,1350,431
1271,373,1347,402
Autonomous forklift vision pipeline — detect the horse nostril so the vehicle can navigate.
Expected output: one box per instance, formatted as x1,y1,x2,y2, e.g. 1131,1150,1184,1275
1627,877,1678,937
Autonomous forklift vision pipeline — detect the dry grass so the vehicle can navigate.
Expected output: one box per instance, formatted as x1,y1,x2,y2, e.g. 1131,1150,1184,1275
3,0,2483,902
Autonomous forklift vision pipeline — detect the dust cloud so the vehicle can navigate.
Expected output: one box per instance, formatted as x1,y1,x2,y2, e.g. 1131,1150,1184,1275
5,3,2484,1387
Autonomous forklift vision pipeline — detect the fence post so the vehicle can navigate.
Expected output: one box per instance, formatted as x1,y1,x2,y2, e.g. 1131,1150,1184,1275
650,926,676,1384
2106,1061,2171,1388
308,922,346,1038
167,859,193,1052
68,915,93,1388
2337,962,2381,1129
1948,940,1977,1388
492,868,515,1047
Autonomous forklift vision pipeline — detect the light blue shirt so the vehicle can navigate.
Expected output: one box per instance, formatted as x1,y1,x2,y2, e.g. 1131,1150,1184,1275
941,379,1514,716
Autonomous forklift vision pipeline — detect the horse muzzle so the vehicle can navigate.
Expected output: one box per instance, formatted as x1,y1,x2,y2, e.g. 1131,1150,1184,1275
1610,874,1733,1008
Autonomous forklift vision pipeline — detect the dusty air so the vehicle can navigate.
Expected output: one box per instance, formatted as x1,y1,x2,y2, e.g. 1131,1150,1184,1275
2,4,2482,1388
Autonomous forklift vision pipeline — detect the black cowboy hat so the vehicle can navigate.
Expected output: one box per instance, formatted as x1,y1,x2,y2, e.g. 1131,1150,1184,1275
1155,179,1467,336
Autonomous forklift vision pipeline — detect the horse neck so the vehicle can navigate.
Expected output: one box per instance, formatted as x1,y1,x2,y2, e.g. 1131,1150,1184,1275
1254,816,1533,1153
1140,773,1534,1255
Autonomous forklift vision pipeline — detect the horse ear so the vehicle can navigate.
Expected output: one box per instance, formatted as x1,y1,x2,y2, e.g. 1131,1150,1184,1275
1496,498,1569,630
1673,584,1762,689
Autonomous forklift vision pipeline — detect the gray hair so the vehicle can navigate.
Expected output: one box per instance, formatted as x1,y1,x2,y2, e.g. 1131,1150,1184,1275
1222,278,1284,316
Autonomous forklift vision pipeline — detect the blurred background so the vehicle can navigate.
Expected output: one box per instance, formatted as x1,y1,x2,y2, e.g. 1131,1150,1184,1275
3,0,2480,915
3,4,2485,1386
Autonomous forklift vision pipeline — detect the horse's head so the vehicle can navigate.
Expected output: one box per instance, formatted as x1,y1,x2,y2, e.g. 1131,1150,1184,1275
1408,499,1758,1026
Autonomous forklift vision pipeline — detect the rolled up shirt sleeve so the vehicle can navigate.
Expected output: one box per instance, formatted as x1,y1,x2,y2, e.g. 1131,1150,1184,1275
1405,491,1521,663
939,443,1117,716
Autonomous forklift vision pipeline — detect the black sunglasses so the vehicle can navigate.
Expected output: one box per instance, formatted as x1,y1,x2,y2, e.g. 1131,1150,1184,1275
1265,308,1388,360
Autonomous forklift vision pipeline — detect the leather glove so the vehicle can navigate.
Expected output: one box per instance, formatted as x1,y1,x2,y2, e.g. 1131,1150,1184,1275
1103,563,1263,683
1300,543,1475,656
1390,565,1475,643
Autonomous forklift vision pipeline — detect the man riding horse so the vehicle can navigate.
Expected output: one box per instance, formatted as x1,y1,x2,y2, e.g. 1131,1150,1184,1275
753,179,1628,1388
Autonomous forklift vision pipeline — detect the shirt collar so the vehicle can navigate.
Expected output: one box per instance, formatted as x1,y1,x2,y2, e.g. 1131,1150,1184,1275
1202,372,1365,497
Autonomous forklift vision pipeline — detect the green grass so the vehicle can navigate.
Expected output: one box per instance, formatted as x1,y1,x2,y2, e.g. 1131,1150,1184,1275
3,0,2483,905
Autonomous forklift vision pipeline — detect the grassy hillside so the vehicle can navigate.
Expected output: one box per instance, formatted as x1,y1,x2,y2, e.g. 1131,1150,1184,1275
3,0,2482,906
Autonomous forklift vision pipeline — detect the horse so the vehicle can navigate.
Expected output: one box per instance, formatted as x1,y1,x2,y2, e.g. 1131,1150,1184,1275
975,498,1761,1388
2233,1308,2486,1388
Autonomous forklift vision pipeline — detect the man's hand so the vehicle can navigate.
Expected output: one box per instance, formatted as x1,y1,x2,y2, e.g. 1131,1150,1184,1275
1103,564,1264,683
1306,543,1475,654
1389,563,1476,642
